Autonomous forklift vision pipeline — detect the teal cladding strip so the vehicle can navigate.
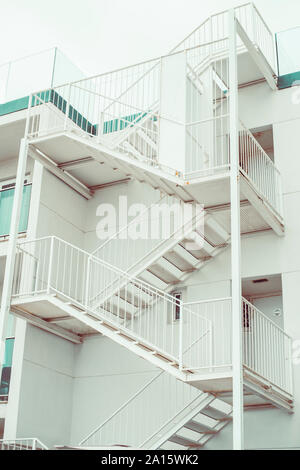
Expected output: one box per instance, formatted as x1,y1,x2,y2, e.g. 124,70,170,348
0,90,154,135
278,71,300,89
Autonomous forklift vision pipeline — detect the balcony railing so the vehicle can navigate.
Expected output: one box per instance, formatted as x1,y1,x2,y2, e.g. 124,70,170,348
185,298,293,397
0,438,48,450
171,2,276,71
11,236,293,397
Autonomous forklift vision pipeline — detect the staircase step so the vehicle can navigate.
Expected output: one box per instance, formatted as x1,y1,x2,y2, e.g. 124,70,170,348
172,244,199,268
201,399,232,420
169,434,202,449
185,420,218,434
139,270,170,290
177,427,202,441
155,257,185,279
160,440,187,450
205,217,230,244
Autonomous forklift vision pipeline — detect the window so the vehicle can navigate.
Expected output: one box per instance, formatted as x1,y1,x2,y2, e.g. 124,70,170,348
243,302,251,331
173,292,182,321
0,181,32,237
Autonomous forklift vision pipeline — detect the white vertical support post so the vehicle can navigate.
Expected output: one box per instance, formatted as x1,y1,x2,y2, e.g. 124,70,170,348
179,299,183,371
229,9,244,450
85,255,91,307
97,111,104,143
0,138,29,370
47,236,54,294
209,319,213,372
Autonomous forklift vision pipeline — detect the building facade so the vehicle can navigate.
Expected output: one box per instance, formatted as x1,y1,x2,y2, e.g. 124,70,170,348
0,3,299,450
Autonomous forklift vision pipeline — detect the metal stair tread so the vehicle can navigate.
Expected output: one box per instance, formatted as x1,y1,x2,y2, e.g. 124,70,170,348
169,434,202,448
184,420,218,434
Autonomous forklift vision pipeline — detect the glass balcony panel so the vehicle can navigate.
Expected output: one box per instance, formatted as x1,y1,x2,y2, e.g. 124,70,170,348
0,48,85,105
276,27,300,76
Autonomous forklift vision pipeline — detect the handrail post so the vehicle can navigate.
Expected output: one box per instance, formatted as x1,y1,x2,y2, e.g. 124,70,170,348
179,299,183,371
85,255,91,308
97,111,104,143
25,93,33,138
289,337,294,396
209,319,213,372
47,237,54,294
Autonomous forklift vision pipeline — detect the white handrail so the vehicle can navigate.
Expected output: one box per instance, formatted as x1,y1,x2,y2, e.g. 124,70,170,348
13,236,212,368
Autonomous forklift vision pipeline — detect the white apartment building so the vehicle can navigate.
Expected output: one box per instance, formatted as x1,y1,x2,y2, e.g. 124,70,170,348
0,3,299,451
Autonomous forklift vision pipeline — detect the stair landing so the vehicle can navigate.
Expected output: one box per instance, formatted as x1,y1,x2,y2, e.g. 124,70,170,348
11,292,293,413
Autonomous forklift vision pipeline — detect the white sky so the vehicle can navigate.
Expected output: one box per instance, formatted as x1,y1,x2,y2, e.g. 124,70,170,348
0,0,300,76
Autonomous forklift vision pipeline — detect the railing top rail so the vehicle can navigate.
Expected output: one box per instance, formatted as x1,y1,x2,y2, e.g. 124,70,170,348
170,2,253,53
185,296,292,340
184,297,232,306
211,2,252,19
71,84,159,115
28,37,230,100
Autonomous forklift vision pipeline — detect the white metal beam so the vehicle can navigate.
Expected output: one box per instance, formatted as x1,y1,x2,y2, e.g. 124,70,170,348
229,9,244,450
236,19,277,90
11,307,82,344
28,146,93,200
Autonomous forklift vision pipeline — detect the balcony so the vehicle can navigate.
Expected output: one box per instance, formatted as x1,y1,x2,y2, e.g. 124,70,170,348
10,236,293,411
0,47,85,164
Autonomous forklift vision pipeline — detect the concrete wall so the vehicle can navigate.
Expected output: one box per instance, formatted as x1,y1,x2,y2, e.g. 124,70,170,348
36,170,87,247
15,325,75,448
70,336,158,445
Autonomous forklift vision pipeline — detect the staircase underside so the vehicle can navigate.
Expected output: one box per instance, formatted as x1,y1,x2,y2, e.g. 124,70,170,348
11,293,293,413
28,131,284,238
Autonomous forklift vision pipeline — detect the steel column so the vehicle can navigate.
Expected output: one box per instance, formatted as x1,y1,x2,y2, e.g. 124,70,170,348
229,9,244,450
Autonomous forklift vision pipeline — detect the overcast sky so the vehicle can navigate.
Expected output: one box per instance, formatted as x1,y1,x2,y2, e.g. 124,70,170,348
0,0,300,76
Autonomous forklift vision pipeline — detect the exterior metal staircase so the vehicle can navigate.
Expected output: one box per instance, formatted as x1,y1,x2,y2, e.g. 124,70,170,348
92,194,230,294
4,3,293,450
77,371,233,450
11,236,294,411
